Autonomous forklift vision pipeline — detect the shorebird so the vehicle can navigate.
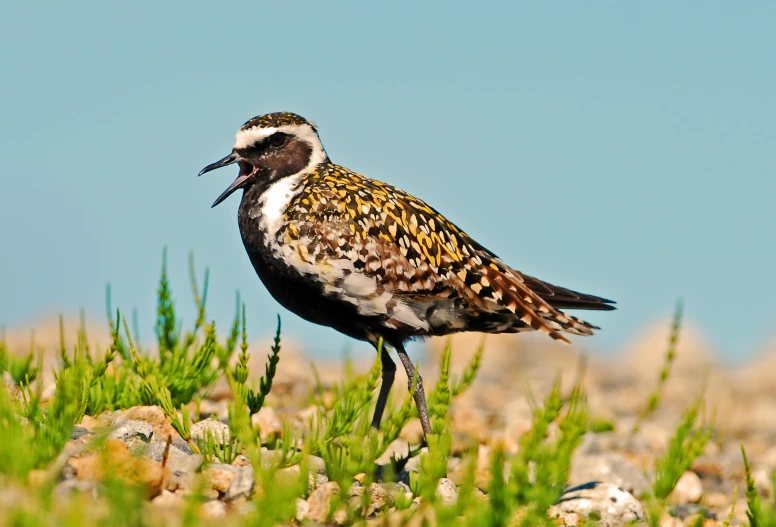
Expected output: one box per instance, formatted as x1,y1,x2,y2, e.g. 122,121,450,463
199,112,615,435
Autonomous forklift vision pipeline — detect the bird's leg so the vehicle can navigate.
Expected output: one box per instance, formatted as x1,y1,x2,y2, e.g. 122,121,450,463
371,344,396,430
395,344,432,436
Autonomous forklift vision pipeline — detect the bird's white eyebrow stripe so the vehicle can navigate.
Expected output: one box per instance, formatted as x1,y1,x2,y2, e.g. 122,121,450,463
234,123,317,149
234,126,279,149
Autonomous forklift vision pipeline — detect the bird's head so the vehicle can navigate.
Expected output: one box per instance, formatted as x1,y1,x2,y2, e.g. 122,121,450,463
199,112,329,207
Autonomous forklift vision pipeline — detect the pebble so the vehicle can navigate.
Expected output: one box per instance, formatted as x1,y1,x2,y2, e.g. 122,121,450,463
752,465,774,497
199,499,226,518
151,489,184,509
191,418,230,444
669,503,715,520
306,481,340,523
366,482,390,514
435,478,458,506
225,466,255,500
109,418,154,448
705,491,733,509
141,442,203,491
54,478,99,498
667,470,703,504
549,481,644,524
295,497,310,521
66,439,168,498
570,452,651,497
70,426,92,441
198,399,229,421
121,406,178,440
202,463,238,494
251,406,283,440
277,462,329,492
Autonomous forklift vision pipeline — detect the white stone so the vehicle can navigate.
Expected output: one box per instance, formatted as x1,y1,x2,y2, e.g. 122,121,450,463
667,471,703,504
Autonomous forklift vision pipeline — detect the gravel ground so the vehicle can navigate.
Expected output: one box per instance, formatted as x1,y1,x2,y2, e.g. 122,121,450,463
5,318,775,525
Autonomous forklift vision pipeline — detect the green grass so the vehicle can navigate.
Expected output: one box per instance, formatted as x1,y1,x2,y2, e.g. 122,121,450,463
0,253,751,526
632,299,683,434
742,445,776,527
652,396,712,501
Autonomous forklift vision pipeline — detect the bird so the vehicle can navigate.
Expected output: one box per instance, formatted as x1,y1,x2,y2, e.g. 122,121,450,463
199,112,615,435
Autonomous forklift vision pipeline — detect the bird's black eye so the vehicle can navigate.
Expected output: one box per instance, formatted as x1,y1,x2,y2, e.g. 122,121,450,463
269,133,286,147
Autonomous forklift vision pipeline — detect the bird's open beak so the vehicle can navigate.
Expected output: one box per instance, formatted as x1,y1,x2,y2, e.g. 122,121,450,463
198,152,249,208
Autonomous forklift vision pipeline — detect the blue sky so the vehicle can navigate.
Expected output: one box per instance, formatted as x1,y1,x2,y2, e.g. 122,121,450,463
1,2,774,361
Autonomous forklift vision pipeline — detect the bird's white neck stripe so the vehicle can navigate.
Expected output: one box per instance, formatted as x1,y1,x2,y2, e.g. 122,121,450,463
254,174,301,234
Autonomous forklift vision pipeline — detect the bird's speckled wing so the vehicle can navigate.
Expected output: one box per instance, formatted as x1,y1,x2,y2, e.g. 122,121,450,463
274,164,608,341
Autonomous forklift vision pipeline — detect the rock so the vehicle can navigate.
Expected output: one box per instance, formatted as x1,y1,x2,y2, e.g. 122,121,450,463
151,489,184,509
753,466,774,497
667,471,703,504
141,442,201,469
202,463,238,494
331,505,349,525
295,497,310,521
347,481,364,503
276,463,328,492
252,406,282,440
307,481,340,523
199,499,226,518
121,406,178,440
232,454,251,467
570,452,651,496
171,438,195,455
191,418,230,444
366,482,390,514
306,454,328,477
233,498,255,515
70,426,92,441
198,399,229,421
705,491,733,509
109,419,154,448
140,441,203,491
577,432,655,457
225,466,254,500
66,439,168,498
551,510,584,526
79,414,114,432
669,503,715,521
383,482,413,508
54,478,99,498
550,482,644,525
436,478,458,506
660,517,684,527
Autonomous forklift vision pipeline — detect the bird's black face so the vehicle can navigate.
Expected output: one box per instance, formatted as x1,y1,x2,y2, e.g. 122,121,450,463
199,117,327,208
238,131,313,182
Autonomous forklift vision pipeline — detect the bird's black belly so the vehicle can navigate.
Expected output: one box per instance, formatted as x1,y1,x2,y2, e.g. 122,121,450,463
237,214,405,346
248,247,363,336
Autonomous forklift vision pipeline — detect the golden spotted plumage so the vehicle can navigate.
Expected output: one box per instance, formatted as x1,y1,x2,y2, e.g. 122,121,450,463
240,112,313,131
273,163,600,341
